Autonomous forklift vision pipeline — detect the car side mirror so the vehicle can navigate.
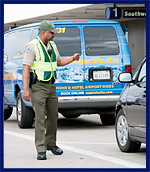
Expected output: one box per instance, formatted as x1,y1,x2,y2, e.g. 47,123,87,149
118,73,133,83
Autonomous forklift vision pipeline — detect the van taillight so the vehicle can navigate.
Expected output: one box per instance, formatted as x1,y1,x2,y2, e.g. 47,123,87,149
125,65,132,73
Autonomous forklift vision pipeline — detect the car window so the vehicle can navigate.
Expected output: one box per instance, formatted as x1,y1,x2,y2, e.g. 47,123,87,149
31,28,39,40
54,27,81,56
84,27,119,56
4,32,16,60
132,65,140,80
12,30,31,59
4,34,6,44
4,34,7,59
138,61,146,82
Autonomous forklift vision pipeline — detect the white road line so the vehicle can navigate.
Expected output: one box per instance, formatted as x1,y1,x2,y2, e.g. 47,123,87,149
5,130,34,141
4,130,145,168
59,142,116,145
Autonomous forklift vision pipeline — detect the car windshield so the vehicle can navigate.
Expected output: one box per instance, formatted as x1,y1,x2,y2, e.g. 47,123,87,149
133,57,146,80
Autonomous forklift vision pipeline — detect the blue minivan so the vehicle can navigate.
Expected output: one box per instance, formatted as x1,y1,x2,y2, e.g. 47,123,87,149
4,20,132,128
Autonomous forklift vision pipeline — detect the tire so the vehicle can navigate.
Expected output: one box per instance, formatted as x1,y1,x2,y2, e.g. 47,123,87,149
4,107,13,121
16,92,34,128
62,114,81,118
60,110,81,118
100,114,115,125
115,109,141,152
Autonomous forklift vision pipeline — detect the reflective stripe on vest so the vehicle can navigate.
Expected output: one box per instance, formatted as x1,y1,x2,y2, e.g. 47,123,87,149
29,37,57,81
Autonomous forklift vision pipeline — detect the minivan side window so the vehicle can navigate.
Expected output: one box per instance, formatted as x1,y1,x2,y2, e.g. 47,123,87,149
4,32,16,60
31,28,39,40
4,35,6,44
84,27,119,56
12,30,31,59
138,61,146,82
4,35,7,60
54,27,81,56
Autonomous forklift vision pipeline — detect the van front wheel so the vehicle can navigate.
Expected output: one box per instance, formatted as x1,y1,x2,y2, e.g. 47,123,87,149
16,92,34,128
100,114,115,125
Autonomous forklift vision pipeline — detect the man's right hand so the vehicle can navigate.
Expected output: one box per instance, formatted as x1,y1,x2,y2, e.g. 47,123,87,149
23,89,31,101
22,64,31,101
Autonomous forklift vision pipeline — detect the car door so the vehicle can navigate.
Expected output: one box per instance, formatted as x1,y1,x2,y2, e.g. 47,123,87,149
53,25,84,96
126,59,146,138
4,29,31,105
82,24,124,96
4,32,16,105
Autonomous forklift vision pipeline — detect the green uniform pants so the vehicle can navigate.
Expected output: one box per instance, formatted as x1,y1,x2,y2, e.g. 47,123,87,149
29,81,58,153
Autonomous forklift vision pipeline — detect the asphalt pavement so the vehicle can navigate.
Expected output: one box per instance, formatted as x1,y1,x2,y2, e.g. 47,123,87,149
4,108,146,168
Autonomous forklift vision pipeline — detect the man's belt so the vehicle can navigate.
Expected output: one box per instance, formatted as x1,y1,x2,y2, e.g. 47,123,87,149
37,77,55,84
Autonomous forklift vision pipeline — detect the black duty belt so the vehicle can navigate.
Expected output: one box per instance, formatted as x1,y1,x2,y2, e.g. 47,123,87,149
37,77,55,84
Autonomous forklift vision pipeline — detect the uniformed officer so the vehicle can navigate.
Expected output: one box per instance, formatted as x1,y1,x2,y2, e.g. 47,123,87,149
22,20,80,160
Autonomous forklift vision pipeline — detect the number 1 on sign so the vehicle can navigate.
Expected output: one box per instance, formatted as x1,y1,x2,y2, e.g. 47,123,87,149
113,8,117,17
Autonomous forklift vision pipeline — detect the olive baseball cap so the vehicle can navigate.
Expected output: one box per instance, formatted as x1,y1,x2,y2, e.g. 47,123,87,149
39,20,57,33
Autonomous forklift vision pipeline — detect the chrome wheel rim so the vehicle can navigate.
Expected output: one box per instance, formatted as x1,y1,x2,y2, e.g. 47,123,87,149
17,99,22,122
117,115,128,146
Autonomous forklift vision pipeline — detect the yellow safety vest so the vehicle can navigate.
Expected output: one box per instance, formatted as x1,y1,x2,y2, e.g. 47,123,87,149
29,37,57,81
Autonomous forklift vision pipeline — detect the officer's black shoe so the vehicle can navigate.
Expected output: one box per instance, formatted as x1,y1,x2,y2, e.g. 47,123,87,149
37,152,47,160
47,145,63,155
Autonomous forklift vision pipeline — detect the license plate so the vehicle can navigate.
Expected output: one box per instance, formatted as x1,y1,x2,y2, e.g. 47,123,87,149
93,70,110,80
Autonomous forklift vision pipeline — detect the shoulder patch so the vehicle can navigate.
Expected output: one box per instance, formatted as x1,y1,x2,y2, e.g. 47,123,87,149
25,48,32,53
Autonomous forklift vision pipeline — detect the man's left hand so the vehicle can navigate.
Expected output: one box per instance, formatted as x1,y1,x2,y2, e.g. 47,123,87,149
73,53,80,61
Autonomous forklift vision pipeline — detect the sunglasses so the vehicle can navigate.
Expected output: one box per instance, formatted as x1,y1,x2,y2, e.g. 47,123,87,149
50,31,55,34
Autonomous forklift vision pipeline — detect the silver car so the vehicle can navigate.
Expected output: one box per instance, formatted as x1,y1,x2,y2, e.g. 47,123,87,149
115,57,146,152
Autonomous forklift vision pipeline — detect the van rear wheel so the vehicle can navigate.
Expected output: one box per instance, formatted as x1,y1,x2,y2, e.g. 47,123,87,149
100,114,115,125
16,92,34,128
4,107,13,121
60,110,81,118
62,114,81,118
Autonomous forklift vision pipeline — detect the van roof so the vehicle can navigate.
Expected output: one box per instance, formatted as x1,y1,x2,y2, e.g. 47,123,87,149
5,20,119,33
